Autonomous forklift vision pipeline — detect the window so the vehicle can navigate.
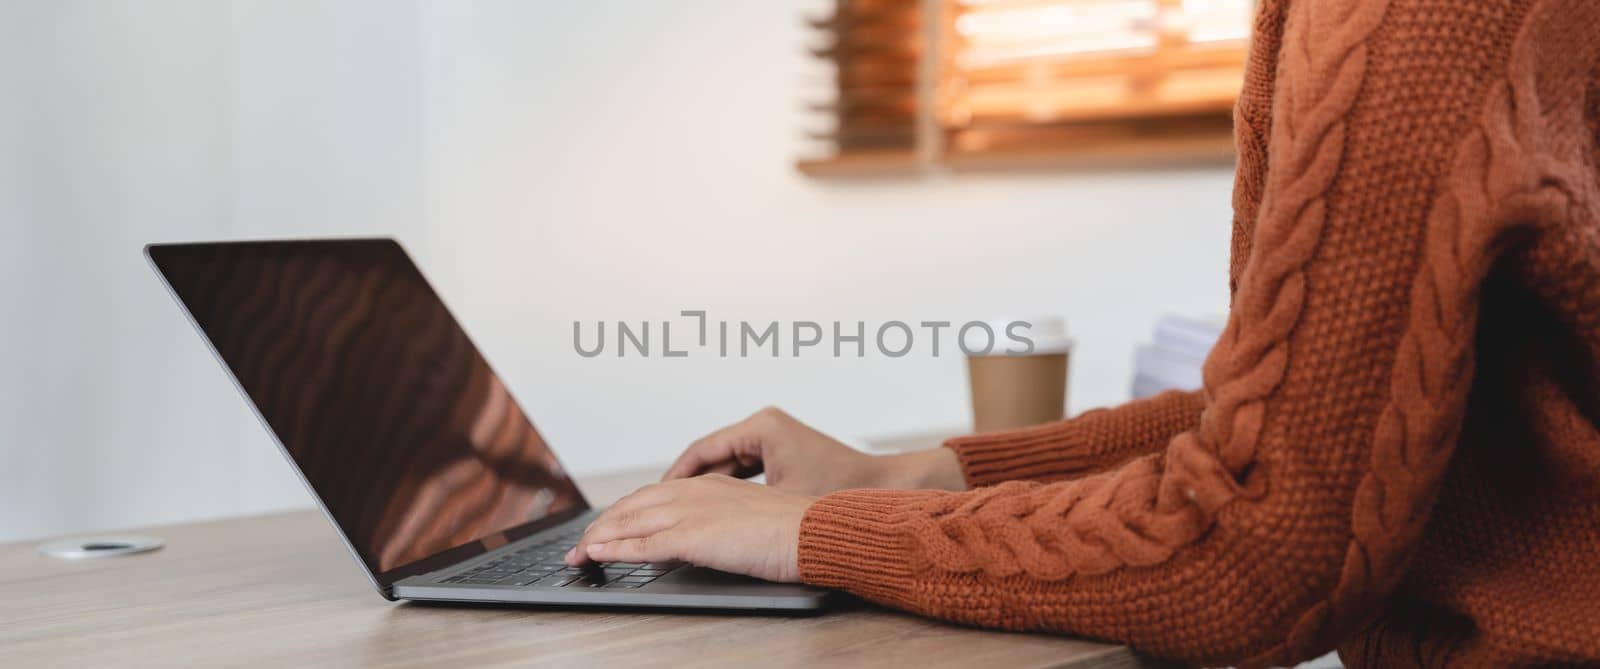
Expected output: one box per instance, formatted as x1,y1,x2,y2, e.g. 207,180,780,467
800,0,1255,175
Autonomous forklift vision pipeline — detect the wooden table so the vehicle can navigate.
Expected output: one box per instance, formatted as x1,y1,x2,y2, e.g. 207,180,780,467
0,469,1161,668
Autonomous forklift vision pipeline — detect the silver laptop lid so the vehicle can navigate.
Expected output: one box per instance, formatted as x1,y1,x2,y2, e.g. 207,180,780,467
147,238,589,597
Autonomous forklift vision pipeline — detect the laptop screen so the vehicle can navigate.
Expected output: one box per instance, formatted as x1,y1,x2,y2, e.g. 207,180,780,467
148,239,586,585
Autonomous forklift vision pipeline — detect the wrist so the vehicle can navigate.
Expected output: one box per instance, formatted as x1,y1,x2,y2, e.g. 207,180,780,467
879,447,966,491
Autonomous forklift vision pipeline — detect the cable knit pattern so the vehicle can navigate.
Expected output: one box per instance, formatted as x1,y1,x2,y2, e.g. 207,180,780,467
1230,0,1292,298
946,390,1205,487
798,1,1600,667
1309,2,1598,655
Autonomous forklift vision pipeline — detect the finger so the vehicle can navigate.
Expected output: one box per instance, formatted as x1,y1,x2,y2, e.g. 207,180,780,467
564,482,684,565
697,460,742,478
662,435,734,481
596,482,675,520
663,420,764,481
663,420,761,481
566,507,681,565
585,533,686,565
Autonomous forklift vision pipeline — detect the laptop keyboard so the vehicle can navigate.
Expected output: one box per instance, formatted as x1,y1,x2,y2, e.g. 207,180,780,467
440,526,680,589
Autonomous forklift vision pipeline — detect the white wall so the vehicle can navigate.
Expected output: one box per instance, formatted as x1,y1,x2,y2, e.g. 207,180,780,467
4,0,249,543
1,0,432,541
1,0,1233,543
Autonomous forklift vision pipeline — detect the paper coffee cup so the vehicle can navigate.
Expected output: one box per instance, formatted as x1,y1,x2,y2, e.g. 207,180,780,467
965,317,1073,433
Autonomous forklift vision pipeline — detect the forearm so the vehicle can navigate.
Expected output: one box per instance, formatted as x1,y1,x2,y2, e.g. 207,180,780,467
875,447,967,491
943,389,1205,487
798,466,1282,664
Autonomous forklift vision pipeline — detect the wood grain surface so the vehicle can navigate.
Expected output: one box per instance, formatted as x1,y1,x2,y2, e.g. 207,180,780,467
0,469,1163,668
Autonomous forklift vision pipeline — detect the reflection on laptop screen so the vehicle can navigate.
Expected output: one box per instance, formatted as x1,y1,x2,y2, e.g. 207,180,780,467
149,240,583,575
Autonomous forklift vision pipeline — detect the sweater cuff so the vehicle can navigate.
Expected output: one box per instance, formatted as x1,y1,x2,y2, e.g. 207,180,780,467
944,420,1097,488
798,489,946,605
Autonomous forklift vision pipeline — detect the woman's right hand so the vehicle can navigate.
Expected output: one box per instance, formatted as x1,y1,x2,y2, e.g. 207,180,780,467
661,407,966,496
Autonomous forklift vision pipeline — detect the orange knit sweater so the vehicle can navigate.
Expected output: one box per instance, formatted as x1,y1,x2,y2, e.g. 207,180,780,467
796,1,1600,666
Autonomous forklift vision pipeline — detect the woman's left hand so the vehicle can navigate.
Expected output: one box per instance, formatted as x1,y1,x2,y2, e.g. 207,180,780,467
564,474,816,583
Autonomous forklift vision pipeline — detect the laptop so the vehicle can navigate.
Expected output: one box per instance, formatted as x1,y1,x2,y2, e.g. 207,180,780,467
146,238,828,611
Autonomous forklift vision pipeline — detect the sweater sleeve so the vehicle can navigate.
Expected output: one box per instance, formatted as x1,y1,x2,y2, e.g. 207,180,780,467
797,0,1533,664
944,389,1205,488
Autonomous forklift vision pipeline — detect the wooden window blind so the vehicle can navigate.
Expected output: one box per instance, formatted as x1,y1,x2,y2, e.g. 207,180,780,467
800,0,1255,176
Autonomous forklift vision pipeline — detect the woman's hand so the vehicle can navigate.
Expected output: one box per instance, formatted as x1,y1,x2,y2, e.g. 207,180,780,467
662,406,966,496
563,474,814,582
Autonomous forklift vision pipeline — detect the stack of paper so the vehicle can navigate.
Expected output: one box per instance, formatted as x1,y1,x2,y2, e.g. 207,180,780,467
1131,315,1224,399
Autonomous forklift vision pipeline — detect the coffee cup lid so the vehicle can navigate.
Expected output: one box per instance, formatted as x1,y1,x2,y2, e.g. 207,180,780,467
963,316,1073,357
